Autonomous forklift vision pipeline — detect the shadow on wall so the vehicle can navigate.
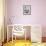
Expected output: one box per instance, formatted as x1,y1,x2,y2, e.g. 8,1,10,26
42,26,46,42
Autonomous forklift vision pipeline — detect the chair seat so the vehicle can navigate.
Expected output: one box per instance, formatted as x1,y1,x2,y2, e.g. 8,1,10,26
13,31,25,36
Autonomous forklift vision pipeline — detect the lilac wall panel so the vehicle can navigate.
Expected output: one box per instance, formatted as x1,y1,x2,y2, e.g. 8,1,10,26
7,0,46,37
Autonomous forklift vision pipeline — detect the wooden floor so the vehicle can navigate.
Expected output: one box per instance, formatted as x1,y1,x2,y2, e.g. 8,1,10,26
3,40,46,46
3,37,46,46
3,40,31,46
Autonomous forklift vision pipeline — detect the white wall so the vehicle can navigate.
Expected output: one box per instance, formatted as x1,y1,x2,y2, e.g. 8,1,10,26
0,0,4,42
7,0,46,37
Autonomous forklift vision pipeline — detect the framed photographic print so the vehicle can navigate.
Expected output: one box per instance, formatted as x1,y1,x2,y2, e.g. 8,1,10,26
23,5,31,15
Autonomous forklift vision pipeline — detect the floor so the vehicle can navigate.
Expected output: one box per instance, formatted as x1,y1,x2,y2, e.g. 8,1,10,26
3,40,46,46
3,40,31,46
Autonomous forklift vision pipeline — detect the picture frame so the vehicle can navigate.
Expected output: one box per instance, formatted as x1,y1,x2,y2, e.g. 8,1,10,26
23,5,31,15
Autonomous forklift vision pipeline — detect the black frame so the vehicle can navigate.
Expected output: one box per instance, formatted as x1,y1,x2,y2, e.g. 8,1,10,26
23,5,31,15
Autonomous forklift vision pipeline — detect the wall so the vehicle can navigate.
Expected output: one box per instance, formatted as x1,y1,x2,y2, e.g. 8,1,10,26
0,0,4,42
6,0,46,37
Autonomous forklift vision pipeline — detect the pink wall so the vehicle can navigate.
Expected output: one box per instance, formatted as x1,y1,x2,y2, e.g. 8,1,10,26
6,0,46,37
